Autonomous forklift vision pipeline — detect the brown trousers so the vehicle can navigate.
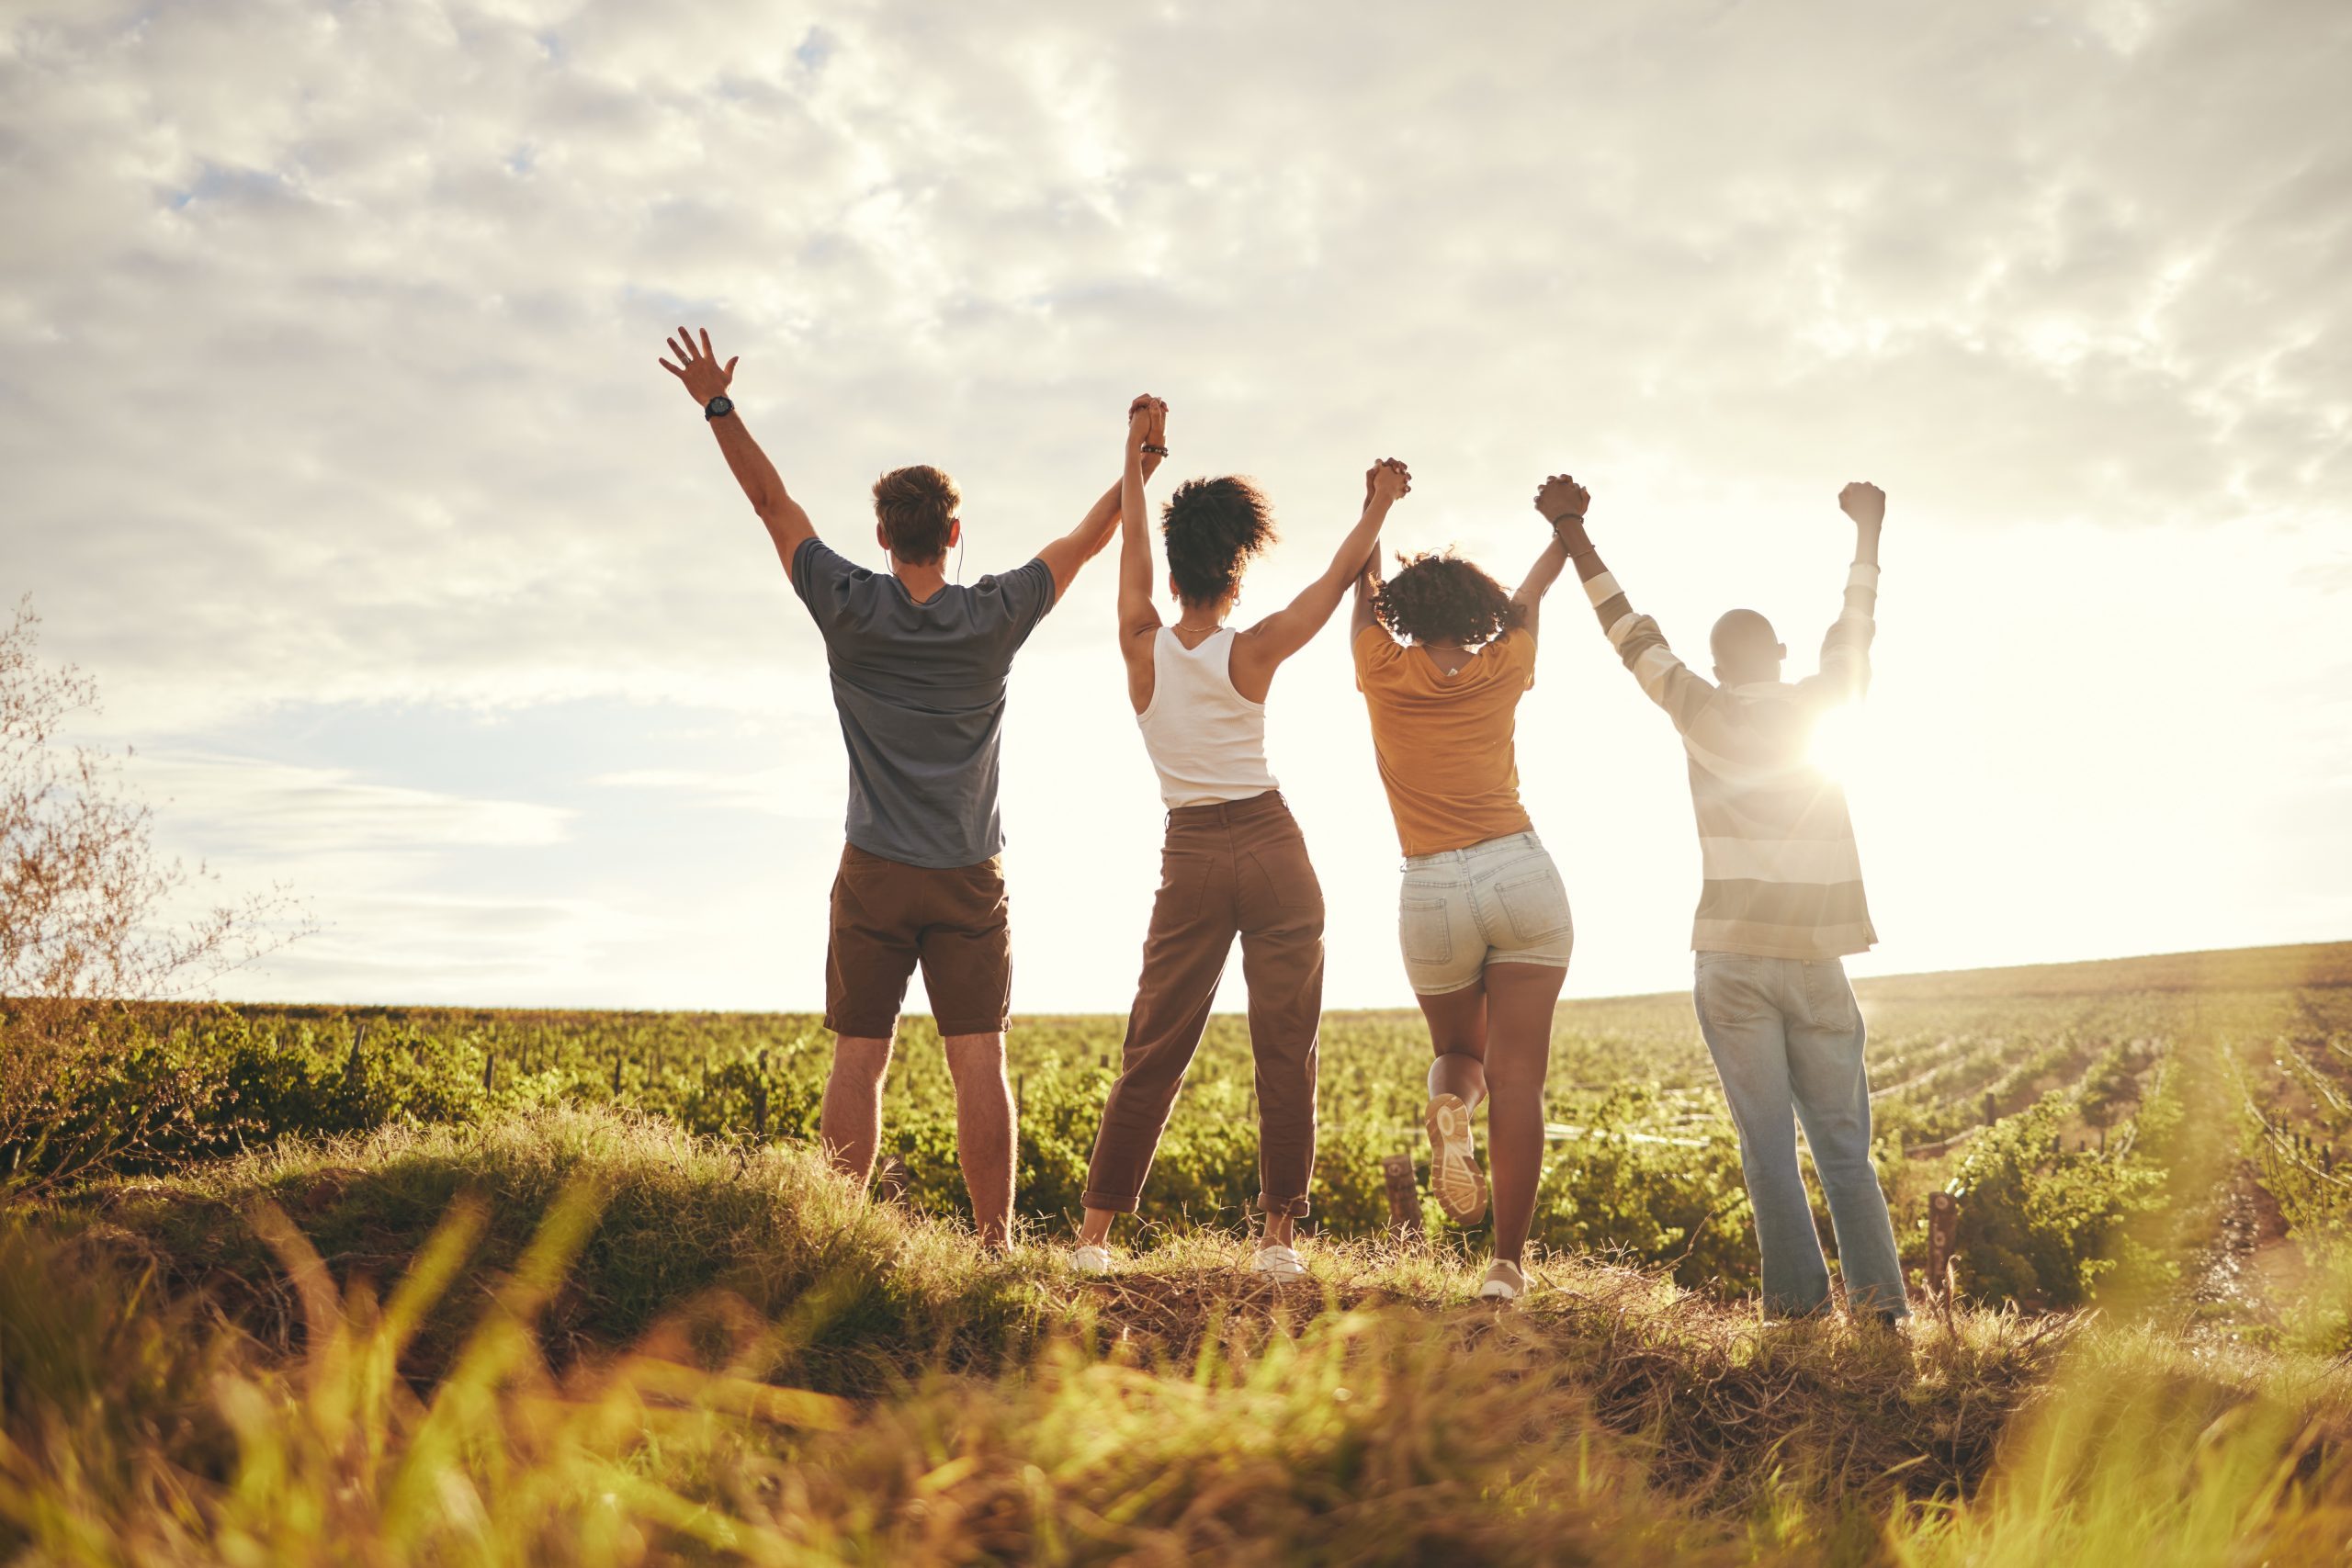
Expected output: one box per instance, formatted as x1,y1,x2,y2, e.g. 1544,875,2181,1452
1082,790,1325,1220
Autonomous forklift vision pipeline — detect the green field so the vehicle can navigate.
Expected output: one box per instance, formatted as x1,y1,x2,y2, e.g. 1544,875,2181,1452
7,941,2352,1562
42,941,2351,1314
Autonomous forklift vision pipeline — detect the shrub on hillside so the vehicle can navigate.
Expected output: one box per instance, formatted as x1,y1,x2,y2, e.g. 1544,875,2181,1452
0,603,304,1190
1947,1091,2165,1308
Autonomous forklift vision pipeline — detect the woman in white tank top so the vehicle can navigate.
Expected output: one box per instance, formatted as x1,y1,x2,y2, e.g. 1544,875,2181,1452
1070,394,1412,1280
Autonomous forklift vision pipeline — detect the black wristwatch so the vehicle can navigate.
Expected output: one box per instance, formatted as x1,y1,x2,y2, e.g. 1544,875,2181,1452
703,394,735,422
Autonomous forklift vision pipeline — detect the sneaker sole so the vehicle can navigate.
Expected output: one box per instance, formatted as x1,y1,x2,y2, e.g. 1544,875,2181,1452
1425,1093,1489,1226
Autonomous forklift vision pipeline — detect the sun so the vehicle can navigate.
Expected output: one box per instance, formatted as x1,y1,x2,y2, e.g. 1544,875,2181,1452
1808,705,1872,786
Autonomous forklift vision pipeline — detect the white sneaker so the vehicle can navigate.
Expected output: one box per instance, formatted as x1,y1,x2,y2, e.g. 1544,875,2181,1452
1071,1243,1113,1275
1425,1093,1489,1225
1476,1259,1525,1302
1250,1243,1308,1280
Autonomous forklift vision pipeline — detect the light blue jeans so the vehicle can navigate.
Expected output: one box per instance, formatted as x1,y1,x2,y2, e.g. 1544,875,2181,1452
1693,952,1908,1319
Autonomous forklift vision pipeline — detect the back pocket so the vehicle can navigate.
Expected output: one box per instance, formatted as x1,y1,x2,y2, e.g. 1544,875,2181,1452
1493,867,1571,946
1399,895,1453,966
1802,962,1858,1032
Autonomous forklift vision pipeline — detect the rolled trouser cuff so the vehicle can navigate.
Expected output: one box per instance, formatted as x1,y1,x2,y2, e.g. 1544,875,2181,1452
1080,1190,1141,1214
1258,1191,1312,1220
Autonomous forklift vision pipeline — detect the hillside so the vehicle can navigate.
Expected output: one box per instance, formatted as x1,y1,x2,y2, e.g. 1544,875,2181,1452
14,1107,2351,1564
7,942,2352,1561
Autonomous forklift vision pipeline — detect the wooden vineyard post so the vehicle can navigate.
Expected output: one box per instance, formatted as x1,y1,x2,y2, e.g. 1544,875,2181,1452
1382,1153,1424,1238
343,1021,369,1091
875,1154,910,1203
752,1047,770,1140
482,1051,495,1093
1927,1191,1961,1314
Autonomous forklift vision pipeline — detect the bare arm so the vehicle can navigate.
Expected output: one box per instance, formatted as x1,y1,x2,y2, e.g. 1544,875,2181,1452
1351,546,1385,639
1237,458,1409,684
1040,398,1163,604
1116,397,1169,640
1113,395,1168,712
660,327,815,573
1534,474,1631,631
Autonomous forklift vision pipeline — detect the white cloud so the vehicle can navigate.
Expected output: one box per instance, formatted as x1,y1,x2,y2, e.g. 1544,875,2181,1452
122,750,572,854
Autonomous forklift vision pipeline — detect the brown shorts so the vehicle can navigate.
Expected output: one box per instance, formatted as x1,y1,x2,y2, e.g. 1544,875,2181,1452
825,843,1012,1038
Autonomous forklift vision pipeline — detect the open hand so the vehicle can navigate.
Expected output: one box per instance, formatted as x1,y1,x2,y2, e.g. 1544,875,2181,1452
1838,481,1886,528
1534,473,1589,525
1366,458,1413,504
659,327,737,405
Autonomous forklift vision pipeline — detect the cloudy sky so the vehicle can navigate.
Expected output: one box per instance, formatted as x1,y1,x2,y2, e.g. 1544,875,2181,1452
5,0,2347,1012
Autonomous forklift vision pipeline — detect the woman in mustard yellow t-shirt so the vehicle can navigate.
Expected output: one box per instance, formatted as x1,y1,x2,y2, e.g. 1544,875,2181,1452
1351,483,1589,1302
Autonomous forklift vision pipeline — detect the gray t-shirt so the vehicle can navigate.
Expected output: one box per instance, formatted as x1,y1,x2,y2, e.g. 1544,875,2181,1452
790,537,1058,868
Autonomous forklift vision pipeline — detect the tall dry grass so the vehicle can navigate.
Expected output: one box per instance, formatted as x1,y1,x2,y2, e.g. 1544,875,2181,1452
12,1108,2352,1562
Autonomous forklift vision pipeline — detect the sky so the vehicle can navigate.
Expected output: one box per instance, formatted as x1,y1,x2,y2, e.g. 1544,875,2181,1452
3,0,2347,1013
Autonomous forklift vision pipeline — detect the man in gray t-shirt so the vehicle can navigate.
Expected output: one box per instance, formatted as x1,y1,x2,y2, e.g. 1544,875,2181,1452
660,325,1160,1248
788,537,1054,868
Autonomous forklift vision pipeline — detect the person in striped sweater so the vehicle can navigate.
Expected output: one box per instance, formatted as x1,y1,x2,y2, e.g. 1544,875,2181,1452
1538,473,1908,1325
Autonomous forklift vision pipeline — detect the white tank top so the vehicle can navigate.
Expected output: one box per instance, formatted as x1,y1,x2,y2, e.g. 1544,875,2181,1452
1136,626,1281,808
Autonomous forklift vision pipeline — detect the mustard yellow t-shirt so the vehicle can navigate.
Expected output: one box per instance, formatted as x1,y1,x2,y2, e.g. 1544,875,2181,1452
1354,625,1537,856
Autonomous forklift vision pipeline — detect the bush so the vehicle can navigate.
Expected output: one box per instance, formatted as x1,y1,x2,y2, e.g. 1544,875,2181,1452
1947,1092,2165,1309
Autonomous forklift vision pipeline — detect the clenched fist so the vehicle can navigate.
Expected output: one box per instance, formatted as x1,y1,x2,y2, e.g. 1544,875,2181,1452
1838,481,1886,528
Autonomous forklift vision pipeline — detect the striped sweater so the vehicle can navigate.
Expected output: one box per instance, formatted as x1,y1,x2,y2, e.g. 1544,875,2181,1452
1606,561,1880,960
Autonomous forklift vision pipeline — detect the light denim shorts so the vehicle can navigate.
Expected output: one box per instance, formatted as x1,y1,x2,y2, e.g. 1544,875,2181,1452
1396,831,1574,995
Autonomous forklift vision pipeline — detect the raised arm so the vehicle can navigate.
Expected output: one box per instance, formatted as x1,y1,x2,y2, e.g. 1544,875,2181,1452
1534,473,1717,734
1236,458,1409,682
1113,396,1169,711
1116,397,1169,639
1534,474,1630,632
1805,481,1885,705
1351,535,1387,639
1509,473,1590,643
659,327,815,573
1038,396,1163,604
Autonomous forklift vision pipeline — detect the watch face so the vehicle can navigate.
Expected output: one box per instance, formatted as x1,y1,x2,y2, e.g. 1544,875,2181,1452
707,396,732,417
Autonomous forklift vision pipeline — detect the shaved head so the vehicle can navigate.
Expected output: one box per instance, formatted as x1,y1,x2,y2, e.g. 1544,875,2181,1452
1710,609,1785,684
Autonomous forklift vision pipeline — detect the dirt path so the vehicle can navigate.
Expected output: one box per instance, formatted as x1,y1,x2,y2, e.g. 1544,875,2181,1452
2189,1161,2293,1323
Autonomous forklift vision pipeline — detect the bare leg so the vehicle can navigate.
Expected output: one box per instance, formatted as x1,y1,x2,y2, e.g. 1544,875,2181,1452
1261,1212,1295,1247
944,1032,1015,1250
1078,1205,1116,1247
1415,984,1490,1110
820,1033,894,1187
1481,962,1566,1267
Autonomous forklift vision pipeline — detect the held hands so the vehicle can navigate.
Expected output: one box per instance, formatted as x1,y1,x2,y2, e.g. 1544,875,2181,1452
1534,474,1590,526
1126,394,1169,475
1838,481,1886,529
1365,457,1413,506
658,326,737,405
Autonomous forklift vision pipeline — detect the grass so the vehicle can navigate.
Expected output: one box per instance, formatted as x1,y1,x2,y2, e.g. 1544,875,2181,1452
13,1106,2352,1562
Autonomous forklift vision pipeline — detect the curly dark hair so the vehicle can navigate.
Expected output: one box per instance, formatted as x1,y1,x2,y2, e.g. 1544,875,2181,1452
1376,551,1522,645
1161,476,1277,607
